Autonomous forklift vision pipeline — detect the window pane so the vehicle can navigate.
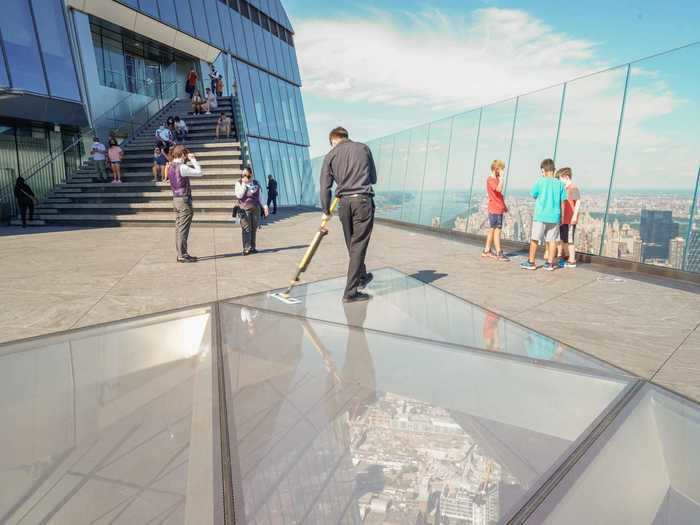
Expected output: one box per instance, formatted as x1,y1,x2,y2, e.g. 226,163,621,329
157,0,178,27
0,0,48,94
237,64,258,135
418,118,452,227
289,44,301,85
441,110,480,232
248,68,269,137
285,83,301,143
30,0,80,100
263,30,277,75
138,0,159,17
504,85,564,243
400,125,430,224
202,0,224,48
174,0,195,34
279,142,296,204
467,99,516,235
229,9,249,61
603,46,700,271
240,16,259,65
190,0,211,42
216,0,234,52
259,73,278,139
269,78,286,141
293,88,309,145
0,52,9,87
556,66,628,256
253,25,269,70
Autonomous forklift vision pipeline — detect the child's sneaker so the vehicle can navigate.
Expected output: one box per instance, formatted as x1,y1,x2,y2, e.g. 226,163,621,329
495,252,510,262
543,262,556,271
481,250,494,259
565,261,577,268
520,260,537,270
558,258,566,268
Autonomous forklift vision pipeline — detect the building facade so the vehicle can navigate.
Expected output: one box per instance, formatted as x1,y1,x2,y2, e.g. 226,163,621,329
0,0,310,215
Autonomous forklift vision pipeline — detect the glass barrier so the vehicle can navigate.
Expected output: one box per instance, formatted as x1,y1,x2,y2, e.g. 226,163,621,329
310,42,700,274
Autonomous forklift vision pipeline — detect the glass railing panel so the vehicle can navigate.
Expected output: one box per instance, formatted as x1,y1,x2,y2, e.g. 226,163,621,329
378,128,411,220
418,117,452,227
374,135,396,215
0,308,219,524
554,66,628,256
441,110,480,232
504,85,564,243
467,99,517,235
602,44,700,269
400,124,429,224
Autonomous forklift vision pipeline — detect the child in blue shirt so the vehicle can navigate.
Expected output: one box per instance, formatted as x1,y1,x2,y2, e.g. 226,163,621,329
520,158,567,271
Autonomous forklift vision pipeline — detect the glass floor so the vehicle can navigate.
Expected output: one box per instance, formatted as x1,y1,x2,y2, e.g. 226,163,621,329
0,269,697,524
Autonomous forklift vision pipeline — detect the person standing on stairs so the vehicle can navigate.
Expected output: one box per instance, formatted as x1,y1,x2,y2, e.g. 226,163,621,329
185,68,198,99
216,75,224,97
266,175,278,214
107,138,123,184
168,145,203,263
90,137,108,182
209,64,219,94
234,167,268,256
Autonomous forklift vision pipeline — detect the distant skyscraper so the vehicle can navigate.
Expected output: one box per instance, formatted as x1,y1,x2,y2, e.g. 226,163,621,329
632,239,643,263
640,210,679,261
685,230,700,273
669,237,686,269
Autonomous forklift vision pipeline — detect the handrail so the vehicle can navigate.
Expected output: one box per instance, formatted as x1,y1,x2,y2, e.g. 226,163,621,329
19,80,179,185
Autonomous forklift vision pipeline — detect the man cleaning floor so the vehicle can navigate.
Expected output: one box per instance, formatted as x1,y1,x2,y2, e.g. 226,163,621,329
320,127,377,303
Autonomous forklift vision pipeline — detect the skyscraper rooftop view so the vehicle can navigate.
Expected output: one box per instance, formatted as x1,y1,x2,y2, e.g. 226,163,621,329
0,1,699,524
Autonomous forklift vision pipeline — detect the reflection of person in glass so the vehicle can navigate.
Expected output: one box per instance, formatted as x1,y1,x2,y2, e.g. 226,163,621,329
526,332,564,361
482,311,501,352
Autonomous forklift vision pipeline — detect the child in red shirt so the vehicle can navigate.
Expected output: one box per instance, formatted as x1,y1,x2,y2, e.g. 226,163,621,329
482,160,509,261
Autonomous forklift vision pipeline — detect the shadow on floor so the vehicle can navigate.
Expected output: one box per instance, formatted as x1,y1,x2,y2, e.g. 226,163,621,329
409,269,449,284
197,244,308,261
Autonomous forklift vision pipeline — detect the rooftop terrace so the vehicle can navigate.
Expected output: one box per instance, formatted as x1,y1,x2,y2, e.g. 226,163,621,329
1,211,699,523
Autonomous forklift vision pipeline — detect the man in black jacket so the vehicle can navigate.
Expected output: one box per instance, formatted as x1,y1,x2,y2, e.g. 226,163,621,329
320,127,377,303
14,176,36,227
266,175,278,214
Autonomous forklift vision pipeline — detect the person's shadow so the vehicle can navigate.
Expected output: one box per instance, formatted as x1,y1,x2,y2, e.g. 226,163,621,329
197,244,307,261
409,269,448,284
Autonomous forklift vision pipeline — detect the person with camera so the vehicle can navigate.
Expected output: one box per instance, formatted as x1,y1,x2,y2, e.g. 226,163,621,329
233,166,268,255
168,145,203,263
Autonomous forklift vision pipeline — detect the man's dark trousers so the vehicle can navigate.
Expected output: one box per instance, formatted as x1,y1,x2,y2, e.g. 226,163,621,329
338,195,374,298
267,193,277,214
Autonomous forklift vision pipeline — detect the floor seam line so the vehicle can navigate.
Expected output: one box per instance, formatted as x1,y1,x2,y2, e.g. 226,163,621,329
650,319,700,382
508,276,599,317
68,233,163,329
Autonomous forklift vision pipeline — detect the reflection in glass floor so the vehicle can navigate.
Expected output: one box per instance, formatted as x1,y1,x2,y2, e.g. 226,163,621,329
0,269,698,524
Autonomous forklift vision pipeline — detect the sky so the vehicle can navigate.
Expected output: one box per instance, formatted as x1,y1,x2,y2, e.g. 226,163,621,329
282,0,700,159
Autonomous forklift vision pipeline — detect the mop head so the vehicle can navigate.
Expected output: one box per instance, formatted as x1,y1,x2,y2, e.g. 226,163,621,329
268,291,302,305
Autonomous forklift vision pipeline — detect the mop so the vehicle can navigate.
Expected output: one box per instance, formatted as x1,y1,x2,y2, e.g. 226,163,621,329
269,197,340,305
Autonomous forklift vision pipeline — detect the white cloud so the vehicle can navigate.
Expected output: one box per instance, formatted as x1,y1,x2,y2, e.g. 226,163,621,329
296,7,602,112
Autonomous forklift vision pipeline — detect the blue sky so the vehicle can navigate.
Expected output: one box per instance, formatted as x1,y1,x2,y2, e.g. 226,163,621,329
282,0,700,157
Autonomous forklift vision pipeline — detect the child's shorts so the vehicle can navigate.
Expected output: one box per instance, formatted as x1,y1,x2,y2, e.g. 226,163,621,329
488,213,504,229
560,224,576,244
532,221,560,242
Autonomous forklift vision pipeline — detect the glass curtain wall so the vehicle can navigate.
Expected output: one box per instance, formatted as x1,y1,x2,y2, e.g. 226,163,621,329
0,0,81,101
310,42,700,274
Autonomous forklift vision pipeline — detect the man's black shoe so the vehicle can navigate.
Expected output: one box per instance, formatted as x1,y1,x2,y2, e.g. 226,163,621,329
342,292,371,304
249,248,259,254
177,254,198,263
358,272,374,290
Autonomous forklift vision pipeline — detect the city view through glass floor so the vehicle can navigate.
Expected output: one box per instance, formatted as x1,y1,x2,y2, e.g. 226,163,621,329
1,269,698,524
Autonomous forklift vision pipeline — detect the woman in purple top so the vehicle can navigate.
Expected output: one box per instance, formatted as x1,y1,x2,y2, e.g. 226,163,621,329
234,167,268,255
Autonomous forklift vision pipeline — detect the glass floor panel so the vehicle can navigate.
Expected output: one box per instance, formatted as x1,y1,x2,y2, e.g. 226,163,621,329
219,302,631,524
0,308,219,525
231,268,619,373
0,270,698,524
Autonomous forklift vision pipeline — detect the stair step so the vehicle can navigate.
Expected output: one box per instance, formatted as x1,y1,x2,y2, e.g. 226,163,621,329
9,219,47,226
41,202,235,210
48,191,236,199
36,212,235,223
57,180,238,189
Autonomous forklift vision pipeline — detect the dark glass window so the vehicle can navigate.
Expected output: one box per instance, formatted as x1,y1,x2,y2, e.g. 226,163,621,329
173,0,195,35
0,50,10,87
261,14,270,32
138,0,160,17
0,0,48,94
157,0,179,27
250,7,260,26
270,21,279,38
239,1,250,19
230,0,239,12
216,0,234,52
30,0,80,100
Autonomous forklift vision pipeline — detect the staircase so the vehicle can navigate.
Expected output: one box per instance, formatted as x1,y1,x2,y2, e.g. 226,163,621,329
15,97,242,227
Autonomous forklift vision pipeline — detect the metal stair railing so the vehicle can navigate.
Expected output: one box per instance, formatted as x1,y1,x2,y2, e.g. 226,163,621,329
1,81,180,223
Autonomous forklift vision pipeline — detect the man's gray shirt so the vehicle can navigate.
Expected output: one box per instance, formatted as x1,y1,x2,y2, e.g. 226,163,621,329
320,139,377,213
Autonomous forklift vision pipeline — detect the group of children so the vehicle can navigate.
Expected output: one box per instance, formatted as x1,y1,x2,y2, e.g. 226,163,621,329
483,158,580,271
153,115,189,182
